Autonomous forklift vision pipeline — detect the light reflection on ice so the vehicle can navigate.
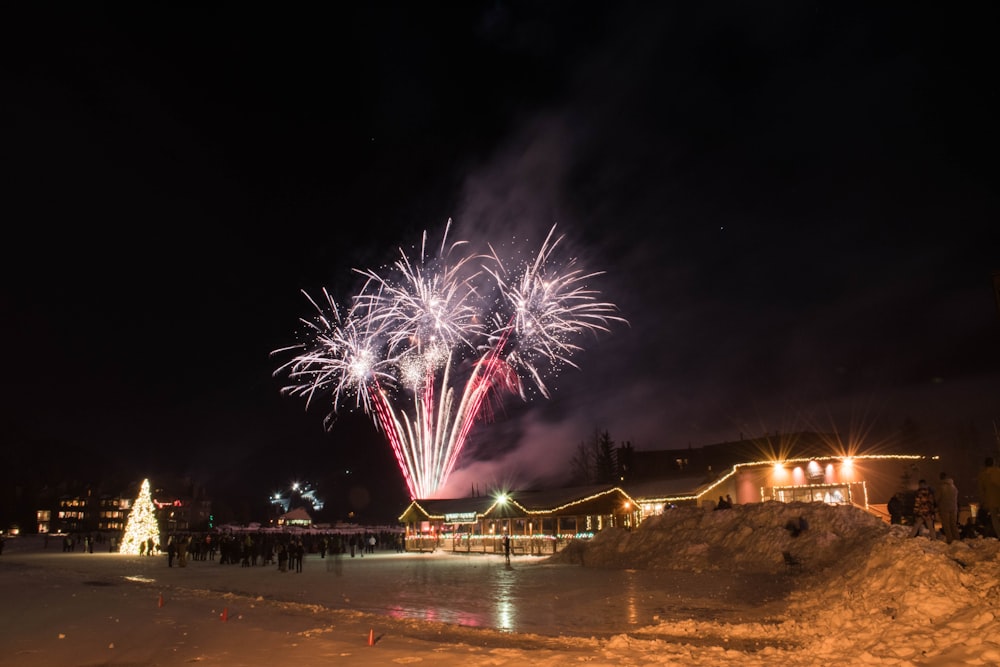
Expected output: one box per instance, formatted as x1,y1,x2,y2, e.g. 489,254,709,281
494,563,516,631
623,569,639,626
317,555,766,636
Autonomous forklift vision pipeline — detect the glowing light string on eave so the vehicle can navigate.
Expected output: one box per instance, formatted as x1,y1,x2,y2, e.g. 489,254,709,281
494,488,640,516
399,488,639,523
642,454,926,504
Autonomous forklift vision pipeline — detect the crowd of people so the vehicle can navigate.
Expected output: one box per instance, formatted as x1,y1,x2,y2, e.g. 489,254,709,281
28,528,406,569
158,529,407,570
885,456,1000,543
55,532,118,553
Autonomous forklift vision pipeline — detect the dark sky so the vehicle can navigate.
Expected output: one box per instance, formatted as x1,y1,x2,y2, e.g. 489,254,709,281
3,3,999,519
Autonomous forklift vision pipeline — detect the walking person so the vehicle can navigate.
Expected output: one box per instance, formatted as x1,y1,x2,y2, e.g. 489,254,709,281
937,473,960,544
978,457,1000,539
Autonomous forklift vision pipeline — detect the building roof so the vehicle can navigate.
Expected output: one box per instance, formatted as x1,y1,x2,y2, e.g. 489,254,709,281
399,485,638,523
620,431,857,481
621,476,717,502
281,507,312,523
400,496,499,523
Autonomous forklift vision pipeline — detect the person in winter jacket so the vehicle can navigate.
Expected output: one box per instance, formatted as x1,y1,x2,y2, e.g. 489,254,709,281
910,479,937,539
936,472,959,544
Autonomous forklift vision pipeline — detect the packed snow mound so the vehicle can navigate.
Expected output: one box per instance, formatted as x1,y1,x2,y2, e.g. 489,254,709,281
550,502,889,573
791,526,1000,625
551,501,1000,664
765,519,1000,662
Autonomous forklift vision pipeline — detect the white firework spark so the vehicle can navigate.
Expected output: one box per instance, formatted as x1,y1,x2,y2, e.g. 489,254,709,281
273,221,625,499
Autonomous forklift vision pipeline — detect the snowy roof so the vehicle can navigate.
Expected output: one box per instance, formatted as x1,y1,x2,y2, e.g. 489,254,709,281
281,507,312,522
621,431,889,481
622,476,716,501
400,486,637,522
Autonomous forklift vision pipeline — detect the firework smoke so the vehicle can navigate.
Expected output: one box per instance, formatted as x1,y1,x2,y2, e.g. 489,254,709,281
273,220,625,499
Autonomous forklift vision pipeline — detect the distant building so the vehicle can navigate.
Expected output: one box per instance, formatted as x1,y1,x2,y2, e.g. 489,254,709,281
48,490,132,534
39,481,212,535
400,432,935,552
618,432,933,517
154,493,213,533
399,486,640,555
277,507,313,528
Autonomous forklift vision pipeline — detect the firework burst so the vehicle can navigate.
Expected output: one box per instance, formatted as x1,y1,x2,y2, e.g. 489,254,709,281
273,220,625,499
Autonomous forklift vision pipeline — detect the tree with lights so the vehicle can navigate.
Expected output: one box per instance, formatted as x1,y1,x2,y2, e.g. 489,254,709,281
119,478,162,555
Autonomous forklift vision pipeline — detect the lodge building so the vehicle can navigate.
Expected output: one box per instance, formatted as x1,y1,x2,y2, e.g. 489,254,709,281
399,485,640,556
399,432,936,555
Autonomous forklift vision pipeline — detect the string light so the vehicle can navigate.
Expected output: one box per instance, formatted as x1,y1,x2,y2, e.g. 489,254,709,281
119,479,162,555
640,454,925,506
400,487,639,522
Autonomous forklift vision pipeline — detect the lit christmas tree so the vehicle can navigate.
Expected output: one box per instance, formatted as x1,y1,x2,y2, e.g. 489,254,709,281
119,478,162,555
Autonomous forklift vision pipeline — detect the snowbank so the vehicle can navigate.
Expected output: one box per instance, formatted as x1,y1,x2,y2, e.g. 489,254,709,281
553,502,1000,665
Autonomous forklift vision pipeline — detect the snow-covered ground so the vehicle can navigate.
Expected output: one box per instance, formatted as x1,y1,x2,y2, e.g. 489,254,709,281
1,502,997,666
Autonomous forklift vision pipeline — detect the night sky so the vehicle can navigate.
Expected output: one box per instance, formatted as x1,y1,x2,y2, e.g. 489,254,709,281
3,3,999,522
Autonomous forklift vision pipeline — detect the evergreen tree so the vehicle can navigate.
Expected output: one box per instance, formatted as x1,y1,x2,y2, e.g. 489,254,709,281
119,479,161,554
570,439,594,485
594,430,617,483
570,428,619,484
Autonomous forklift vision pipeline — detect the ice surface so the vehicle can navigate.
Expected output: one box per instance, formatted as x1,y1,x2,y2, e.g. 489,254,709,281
1,502,998,666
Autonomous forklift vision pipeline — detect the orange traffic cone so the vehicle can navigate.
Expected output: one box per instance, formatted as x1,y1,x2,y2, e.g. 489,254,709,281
158,594,164,608
220,607,228,622
367,628,374,646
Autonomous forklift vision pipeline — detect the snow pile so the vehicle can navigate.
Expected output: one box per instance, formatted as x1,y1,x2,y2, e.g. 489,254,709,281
777,526,1000,664
554,502,1000,665
552,501,887,572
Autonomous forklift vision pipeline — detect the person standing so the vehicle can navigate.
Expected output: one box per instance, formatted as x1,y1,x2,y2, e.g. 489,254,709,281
887,493,904,524
277,542,288,572
910,480,937,538
294,540,304,573
937,472,960,544
977,457,1000,539
177,536,189,567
